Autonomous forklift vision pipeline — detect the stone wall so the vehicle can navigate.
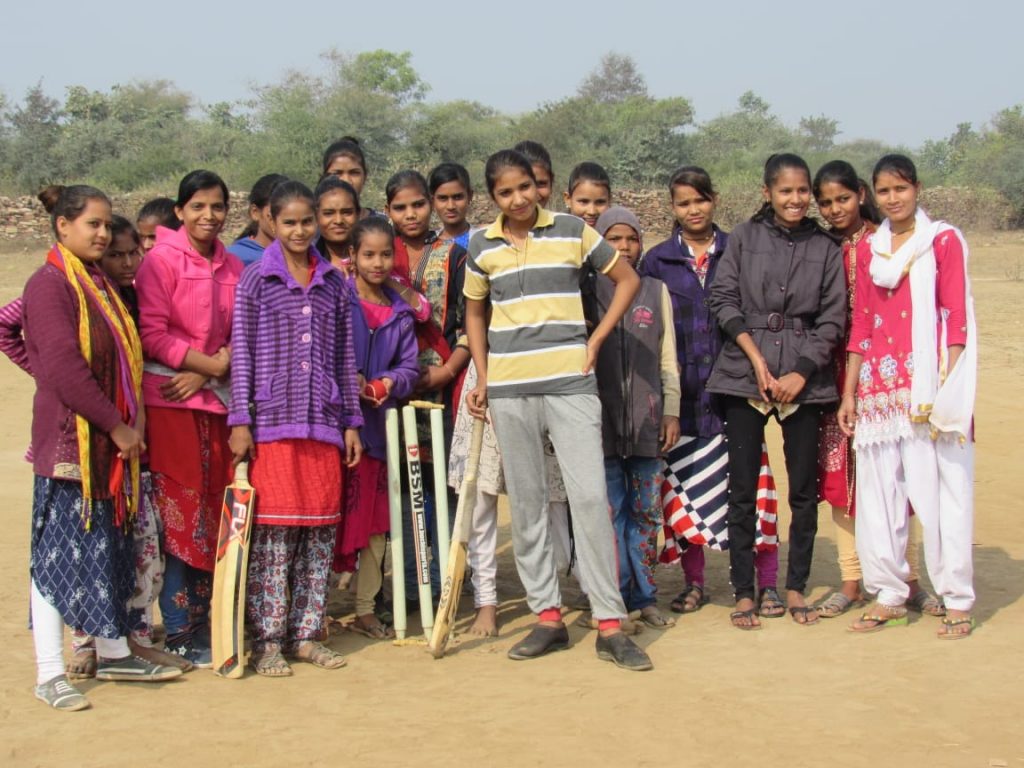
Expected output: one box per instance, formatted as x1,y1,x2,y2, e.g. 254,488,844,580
2,185,1014,245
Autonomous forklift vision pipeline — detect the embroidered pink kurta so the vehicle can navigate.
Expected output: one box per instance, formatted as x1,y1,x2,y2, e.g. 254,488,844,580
847,230,969,444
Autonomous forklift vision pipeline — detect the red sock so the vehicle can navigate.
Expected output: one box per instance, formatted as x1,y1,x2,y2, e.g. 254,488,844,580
598,619,621,632
539,608,561,623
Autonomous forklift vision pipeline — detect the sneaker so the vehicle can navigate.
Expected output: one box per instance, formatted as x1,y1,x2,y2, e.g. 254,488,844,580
96,655,183,682
35,674,90,711
165,630,213,668
595,631,653,671
507,624,570,660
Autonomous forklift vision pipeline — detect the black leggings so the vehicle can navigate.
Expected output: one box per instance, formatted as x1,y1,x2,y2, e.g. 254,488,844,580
722,397,823,602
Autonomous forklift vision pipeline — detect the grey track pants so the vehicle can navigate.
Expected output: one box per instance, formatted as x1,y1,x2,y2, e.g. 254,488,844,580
489,393,626,621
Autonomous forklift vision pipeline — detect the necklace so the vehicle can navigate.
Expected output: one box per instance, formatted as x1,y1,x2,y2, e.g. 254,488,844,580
504,224,530,298
891,222,916,237
682,230,714,246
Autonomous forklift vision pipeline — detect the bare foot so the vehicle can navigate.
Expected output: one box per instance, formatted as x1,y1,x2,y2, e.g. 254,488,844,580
67,646,97,680
130,637,194,672
468,605,498,637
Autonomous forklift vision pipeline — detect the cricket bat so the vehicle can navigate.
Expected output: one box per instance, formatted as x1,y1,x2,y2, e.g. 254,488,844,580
429,417,485,658
211,462,256,678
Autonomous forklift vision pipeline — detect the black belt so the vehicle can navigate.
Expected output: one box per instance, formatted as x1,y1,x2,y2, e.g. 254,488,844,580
746,313,813,332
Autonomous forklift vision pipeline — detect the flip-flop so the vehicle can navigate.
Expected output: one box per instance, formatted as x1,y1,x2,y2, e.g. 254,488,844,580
937,616,976,640
788,606,820,626
730,608,762,631
757,587,786,618
847,608,909,633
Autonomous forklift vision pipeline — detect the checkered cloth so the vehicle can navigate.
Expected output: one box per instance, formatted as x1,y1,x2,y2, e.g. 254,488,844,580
660,434,778,562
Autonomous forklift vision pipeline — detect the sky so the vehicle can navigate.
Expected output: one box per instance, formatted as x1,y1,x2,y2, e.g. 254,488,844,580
1,0,1022,147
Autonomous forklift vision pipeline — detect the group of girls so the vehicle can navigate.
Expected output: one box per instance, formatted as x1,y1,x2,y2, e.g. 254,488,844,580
9,132,977,710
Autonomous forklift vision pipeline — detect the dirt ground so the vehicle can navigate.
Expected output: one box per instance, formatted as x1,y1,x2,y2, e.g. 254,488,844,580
0,233,1022,768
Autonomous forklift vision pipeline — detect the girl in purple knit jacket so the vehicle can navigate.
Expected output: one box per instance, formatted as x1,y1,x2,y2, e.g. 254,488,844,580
228,181,363,677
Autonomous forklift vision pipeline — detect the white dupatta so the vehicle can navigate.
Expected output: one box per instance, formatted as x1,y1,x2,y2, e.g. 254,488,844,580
869,208,976,440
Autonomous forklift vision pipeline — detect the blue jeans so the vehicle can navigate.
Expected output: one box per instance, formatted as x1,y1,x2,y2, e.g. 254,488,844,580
159,553,211,635
605,456,663,612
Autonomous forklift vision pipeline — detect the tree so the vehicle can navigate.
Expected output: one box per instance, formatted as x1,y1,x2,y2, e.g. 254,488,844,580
799,114,839,152
7,83,64,189
577,52,648,104
329,49,429,105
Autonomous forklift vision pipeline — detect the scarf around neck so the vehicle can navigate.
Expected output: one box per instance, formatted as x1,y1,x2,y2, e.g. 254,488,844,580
47,243,144,527
869,209,976,440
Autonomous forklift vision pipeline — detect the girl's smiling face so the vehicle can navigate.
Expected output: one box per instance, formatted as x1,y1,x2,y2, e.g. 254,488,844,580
873,171,920,229
490,167,539,227
317,189,360,247
815,181,864,237
354,231,395,288
273,199,317,259
386,186,432,241
176,187,227,252
764,168,811,228
564,180,610,228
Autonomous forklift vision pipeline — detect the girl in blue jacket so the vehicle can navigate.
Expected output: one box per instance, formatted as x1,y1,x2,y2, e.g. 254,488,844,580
337,217,421,639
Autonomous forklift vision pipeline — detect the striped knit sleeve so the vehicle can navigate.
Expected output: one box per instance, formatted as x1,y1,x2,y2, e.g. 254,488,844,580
335,282,364,430
0,296,31,375
227,268,260,427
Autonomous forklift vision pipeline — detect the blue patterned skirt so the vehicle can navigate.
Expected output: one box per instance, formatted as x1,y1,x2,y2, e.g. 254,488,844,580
30,476,135,638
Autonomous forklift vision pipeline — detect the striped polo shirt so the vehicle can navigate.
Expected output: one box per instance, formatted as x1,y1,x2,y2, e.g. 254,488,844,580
464,207,618,398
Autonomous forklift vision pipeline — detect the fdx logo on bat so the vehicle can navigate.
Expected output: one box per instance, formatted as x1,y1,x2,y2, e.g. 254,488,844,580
216,489,252,559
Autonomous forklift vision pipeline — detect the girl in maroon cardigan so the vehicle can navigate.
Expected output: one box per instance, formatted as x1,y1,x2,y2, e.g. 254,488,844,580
24,185,180,711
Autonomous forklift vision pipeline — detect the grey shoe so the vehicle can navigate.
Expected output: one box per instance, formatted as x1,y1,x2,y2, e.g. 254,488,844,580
96,655,183,682
35,674,90,711
595,632,653,671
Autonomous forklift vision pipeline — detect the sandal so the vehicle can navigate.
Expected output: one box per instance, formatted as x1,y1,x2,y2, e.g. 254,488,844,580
730,608,762,631
251,645,293,677
670,584,709,614
788,606,820,626
348,616,395,640
908,590,946,617
757,587,786,619
66,647,97,681
937,615,975,640
848,604,909,633
815,591,859,619
290,640,347,669
639,606,676,629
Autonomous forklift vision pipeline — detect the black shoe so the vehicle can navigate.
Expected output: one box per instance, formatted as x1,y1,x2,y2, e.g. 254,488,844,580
507,624,570,660
595,631,653,671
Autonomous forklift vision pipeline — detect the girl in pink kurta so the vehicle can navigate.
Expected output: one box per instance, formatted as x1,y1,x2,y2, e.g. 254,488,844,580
838,155,977,638
812,161,936,620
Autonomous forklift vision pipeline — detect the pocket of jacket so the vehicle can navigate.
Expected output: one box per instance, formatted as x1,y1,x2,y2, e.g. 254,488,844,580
253,372,287,412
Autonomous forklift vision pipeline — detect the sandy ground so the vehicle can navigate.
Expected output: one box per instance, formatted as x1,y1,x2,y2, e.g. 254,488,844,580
0,234,1022,768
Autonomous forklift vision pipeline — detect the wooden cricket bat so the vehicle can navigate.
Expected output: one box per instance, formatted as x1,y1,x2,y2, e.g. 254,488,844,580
429,417,485,658
211,462,256,678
